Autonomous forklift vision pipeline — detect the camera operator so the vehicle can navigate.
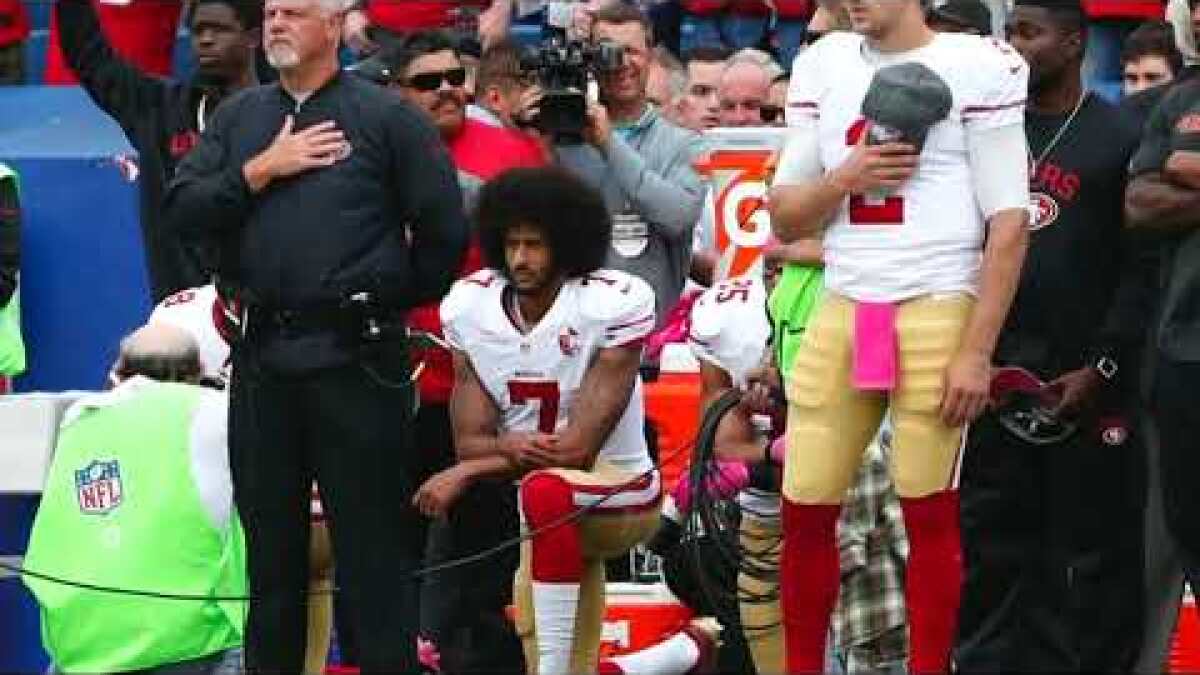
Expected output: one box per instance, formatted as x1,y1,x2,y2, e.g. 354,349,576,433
549,3,707,331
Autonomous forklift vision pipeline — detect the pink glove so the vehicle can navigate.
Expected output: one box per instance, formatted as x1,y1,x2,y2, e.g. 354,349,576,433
671,461,750,513
770,436,787,465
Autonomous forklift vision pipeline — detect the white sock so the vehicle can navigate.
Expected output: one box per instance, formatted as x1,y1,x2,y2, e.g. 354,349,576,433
606,631,701,675
531,581,581,674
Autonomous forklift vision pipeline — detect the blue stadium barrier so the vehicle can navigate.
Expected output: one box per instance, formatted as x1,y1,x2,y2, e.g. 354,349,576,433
0,86,152,393
22,29,47,86
0,494,47,673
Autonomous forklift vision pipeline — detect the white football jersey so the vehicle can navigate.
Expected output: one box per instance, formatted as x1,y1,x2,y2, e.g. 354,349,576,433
441,269,657,474
688,276,771,389
148,285,230,384
786,32,1028,303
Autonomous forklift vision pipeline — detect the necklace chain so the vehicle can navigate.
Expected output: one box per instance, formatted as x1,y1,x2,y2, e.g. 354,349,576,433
1029,91,1088,174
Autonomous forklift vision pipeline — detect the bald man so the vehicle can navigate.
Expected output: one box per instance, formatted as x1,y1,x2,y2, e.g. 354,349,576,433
23,324,247,674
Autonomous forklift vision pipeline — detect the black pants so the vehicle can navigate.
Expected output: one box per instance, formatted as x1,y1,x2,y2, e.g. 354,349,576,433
956,413,1145,673
416,404,525,674
1154,356,1200,571
229,342,423,673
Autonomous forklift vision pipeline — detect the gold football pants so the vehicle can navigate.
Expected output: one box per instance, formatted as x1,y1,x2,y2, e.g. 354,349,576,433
783,291,972,504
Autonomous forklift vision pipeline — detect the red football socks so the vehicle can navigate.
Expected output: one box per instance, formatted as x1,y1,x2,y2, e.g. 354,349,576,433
780,499,842,673
901,490,963,674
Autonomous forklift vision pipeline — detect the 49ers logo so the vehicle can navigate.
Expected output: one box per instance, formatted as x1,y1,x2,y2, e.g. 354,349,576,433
1028,192,1059,231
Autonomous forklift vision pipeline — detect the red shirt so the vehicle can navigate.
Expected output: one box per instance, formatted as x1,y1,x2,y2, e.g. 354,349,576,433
681,0,813,20
0,0,30,48
46,0,182,84
1082,0,1163,19
409,118,548,404
366,0,490,33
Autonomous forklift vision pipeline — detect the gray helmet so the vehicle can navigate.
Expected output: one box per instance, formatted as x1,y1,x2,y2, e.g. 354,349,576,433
860,61,954,152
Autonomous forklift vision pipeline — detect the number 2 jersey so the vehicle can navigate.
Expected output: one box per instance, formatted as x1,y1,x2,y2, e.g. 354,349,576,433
441,269,657,475
786,32,1028,303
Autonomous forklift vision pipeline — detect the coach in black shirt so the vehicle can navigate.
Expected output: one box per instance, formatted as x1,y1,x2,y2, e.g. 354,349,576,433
956,1,1146,672
164,0,468,671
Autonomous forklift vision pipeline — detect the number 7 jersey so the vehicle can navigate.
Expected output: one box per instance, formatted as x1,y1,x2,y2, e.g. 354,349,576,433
786,32,1028,303
441,268,657,474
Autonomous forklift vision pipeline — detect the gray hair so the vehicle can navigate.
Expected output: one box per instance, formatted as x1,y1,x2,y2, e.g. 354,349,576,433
115,324,202,384
728,48,784,82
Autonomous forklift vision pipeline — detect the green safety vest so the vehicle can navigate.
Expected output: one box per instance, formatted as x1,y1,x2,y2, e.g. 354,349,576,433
0,163,24,377
768,263,824,388
23,381,246,673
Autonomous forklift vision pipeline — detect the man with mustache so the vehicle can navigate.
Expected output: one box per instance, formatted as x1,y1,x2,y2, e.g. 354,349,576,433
163,0,469,670
53,0,261,302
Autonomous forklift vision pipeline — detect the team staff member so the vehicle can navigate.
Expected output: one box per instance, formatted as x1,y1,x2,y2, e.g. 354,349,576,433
23,324,245,675
54,0,261,302
1126,0,1200,664
955,1,1145,671
163,0,468,670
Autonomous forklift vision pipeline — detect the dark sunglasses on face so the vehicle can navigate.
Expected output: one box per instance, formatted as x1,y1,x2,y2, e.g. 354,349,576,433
403,67,467,92
760,104,783,123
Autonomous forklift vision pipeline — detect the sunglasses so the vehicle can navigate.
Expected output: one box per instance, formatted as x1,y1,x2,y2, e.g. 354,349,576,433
402,67,467,92
760,104,783,123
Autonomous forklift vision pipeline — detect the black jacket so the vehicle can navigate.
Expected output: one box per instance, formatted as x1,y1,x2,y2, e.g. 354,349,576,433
56,0,213,302
163,72,468,370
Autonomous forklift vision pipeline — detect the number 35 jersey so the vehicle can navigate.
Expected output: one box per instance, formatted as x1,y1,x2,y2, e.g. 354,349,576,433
689,276,771,388
787,32,1028,303
441,269,657,475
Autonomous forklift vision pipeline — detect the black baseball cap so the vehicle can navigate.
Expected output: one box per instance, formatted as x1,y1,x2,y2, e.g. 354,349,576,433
929,0,993,36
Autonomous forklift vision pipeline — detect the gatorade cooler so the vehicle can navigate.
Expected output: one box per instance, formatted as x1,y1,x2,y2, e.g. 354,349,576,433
598,582,696,658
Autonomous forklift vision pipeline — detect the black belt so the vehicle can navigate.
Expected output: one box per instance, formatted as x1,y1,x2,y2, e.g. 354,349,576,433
247,303,406,339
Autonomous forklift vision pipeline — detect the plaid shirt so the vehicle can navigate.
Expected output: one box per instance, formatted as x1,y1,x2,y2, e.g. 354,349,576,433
831,429,909,659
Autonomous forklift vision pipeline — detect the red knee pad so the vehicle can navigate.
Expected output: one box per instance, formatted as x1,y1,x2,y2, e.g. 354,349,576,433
901,490,962,674
520,472,585,582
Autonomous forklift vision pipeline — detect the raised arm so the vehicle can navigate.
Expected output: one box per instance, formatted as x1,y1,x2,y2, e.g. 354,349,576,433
55,0,165,130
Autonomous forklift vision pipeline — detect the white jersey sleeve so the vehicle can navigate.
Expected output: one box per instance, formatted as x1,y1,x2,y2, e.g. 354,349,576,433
960,37,1028,133
579,270,657,349
148,285,230,383
784,36,831,127
440,269,500,352
688,277,771,386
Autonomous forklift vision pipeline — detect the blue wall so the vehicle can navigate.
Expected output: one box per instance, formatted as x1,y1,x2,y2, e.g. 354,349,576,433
0,86,151,391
